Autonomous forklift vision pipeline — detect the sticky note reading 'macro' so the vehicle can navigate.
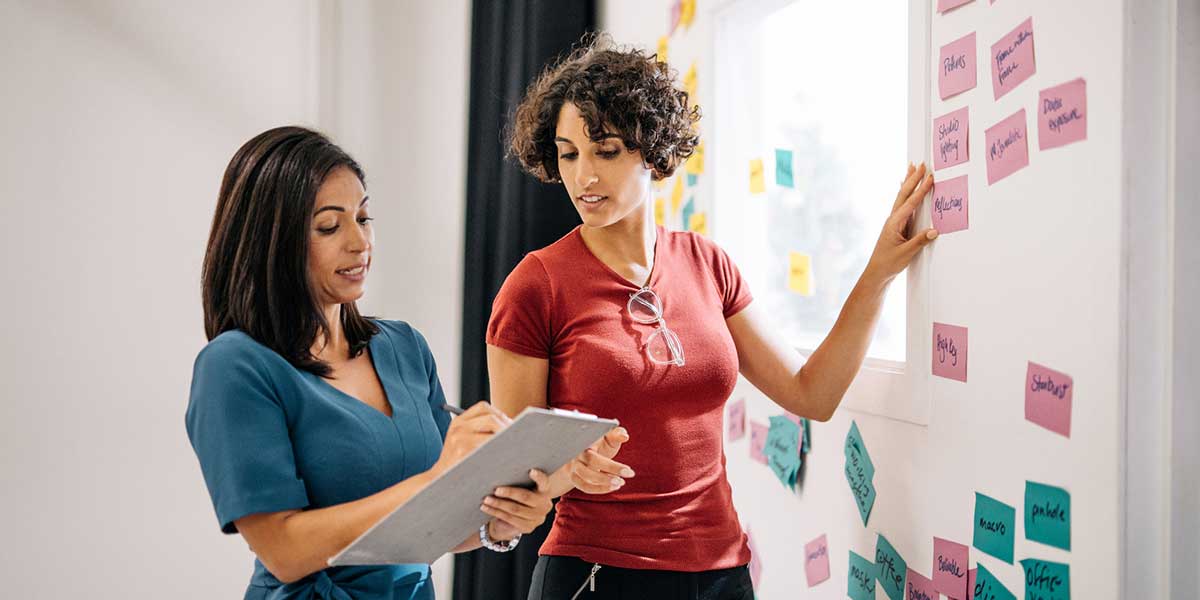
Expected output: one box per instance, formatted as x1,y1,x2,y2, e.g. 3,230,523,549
973,492,1016,564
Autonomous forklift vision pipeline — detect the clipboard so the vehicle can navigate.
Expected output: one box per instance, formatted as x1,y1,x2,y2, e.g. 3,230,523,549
328,406,619,566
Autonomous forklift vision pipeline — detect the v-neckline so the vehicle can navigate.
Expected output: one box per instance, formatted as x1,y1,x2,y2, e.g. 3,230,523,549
311,336,395,420
574,225,663,291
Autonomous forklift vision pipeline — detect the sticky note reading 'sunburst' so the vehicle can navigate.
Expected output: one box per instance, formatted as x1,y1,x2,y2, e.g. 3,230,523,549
931,175,969,234
749,158,766,194
939,32,977,99
1039,78,1087,150
875,534,907,600
804,534,831,587
933,107,969,170
991,17,1036,99
973,492,1016,564
1020,558,1070,600
985,109,1030,185
933,323,968,382
727,398,746,441
932,537,969,599
1025,361,1073,437
787,252,813,296
1025,481,1071,550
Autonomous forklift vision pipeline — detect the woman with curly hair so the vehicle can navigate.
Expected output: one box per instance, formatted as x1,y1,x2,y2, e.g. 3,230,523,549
487,36,937,600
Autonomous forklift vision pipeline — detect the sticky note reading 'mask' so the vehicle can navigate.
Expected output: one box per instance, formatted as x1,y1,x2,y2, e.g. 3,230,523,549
991,17,1036,99
931,175,969,234
933,107,969,170
1025,361,1073,437
985,109,1029,185
939,32,977,99
1039,78,1088,150
933,323,968,382
804,534,831,587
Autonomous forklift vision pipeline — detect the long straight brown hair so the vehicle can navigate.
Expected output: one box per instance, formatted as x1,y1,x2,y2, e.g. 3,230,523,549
202,126,377,377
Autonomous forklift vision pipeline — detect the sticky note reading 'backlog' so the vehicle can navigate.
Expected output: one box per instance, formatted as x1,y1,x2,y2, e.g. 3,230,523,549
727,398,746,441
931,175,969,234
973,492,1015,564
985,109,1029,185
788,251,813,296
939,32,978,99
1025,361,1073,437
933,323,968,382
1039,78,1088,150
1025,481,1071,551
749,421,768,464
933,537,969,599
933,107,969,170
805,535,831,587
991,17,1036,99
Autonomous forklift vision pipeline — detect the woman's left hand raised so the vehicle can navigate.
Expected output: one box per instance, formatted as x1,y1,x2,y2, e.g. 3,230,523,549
864,162,939,284
481,468,555,540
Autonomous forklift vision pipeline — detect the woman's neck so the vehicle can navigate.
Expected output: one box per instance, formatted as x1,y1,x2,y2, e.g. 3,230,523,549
312,304,348,362
579,198,658,286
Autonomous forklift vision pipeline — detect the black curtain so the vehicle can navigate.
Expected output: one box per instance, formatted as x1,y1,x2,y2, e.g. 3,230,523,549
454,2,595,599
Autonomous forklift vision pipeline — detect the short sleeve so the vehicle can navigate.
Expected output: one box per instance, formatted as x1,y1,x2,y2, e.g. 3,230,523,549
486,254,555,358
709,240,754,318
185,337,310,534
407,325,451,439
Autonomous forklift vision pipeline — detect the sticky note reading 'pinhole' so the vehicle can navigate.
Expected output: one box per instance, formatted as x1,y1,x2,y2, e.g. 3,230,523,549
991,17,1036,99
932,323,968,382
931,175,969,234
1039,78,1087,150
973,492,1015,564
933,107,970,170
726,398,746,441
985,109,1029,185
939,32,978,99
1025,361,1073,437
1025,481,1071,550
804,534,831,587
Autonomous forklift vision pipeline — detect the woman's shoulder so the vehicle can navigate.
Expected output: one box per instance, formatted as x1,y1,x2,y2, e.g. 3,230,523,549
372,319,433,357
661,227,729,264
192,330,289,382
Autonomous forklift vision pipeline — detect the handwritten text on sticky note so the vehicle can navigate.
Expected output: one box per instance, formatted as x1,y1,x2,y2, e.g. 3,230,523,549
985,109,1029,185
933,107,970,170
933,537,969,599
848,550,878,600
749,420,768,464
1039,78,1087,150
749,158,766,194
805,534,831,587
931,175,969,234
875,534,907,600
974,492,1016,564
727,398,746,441
1020,558,1070,600
788,251,814,296
1025,480,1071,551
991,17,1036,99
1025,361,1073,437
939,32,978,99
933,323,968,382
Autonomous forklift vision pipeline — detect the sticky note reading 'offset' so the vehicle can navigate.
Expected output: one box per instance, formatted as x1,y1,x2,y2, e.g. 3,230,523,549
1039,78,1088,150
749,158,766,194
931,175,969,234
1025,481,1071,551
1025,361,1073,437
787,251,813,296
939,32,978,99
975,564,1016,600
1020,558,1070,600
804,534,831,587
973,492,1016,564
726,398,746,441
991,17,1036,99
933,323,968,382
932,537,969,599
875,534,908,600
848,551,878,600
985,109,1030,185
775,148,794,187
749,421,768,465
933,107,970,170
906,569,938,600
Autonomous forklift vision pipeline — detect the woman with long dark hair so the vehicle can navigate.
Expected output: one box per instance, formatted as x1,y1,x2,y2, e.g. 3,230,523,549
186,126,555,599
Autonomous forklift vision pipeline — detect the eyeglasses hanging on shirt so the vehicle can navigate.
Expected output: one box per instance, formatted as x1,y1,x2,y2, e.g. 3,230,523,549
626,287,685,367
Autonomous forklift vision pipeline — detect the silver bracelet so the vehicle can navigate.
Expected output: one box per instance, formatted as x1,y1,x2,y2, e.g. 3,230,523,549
479,522,521,552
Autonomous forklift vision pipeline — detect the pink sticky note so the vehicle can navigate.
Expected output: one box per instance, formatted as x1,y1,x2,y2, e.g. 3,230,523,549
1039,78,1088,150
746,529,762,590
933,107,970,170
933,323,968,382
938,0,974,12
804,534,831,586
991,17,1036,99
906,568,939,600
985,109,1029,185
668,0,681,35
931,175,969,234
749,421,769,464
727,398,746,441
939,32,978,99
784,412,805,455
967,568,977,598
933,537,970,598
1025,361,1073,437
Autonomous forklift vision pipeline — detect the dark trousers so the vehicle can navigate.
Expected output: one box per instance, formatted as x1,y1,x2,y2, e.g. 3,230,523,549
527,555,755,600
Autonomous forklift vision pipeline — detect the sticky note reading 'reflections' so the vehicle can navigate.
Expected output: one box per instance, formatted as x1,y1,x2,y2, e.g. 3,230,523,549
973,492,1016,564
932,537,969,599
727,398,746,441
991,17,1036,99
1039,78,1088,150
933,107,969,170
933,323,968,382
1025,361,1073,437
875,534,907,600
939,32,977,99
749,158,766,194
931,175,969,234
848,551,878,600
805,534,831,587
985,109,1029,185
1025,481,1071,550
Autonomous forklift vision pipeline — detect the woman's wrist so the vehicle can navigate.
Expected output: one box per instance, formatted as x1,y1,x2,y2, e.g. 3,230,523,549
486,519,513,542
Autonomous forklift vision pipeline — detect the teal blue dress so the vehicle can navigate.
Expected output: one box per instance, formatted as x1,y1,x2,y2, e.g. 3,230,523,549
185,320,451,600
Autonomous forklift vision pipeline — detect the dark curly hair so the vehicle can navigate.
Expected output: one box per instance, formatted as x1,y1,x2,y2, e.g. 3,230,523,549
509,34,701,183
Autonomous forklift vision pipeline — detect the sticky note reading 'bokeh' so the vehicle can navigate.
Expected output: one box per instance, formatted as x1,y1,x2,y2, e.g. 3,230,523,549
906,569,938,600
805,534,831,587
787,251,814,296
848,550,878,600
1025,361,1073,437
933,107,970,170
931,175,969,234
933,323,968,382
1039,78,1088,150
973,492,1016,564
1020,558,1070,600
727,398,746,441
749,421,768,465
939,32,978,99
749,158,766,194
775,148,794,187
1025,480,1071,550
985,109,1029,185
875,534,908,600
933,537,969,599
991,17,1036,99
975,564,1016,600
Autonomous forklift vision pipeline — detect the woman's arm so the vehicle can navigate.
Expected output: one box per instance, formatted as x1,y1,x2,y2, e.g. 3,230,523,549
487,344,633,498
729,163,937,421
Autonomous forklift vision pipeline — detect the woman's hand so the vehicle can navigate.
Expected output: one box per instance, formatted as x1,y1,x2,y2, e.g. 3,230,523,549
569,427,634,494
482,469,555,540
864,162,939,284
430,402,511,476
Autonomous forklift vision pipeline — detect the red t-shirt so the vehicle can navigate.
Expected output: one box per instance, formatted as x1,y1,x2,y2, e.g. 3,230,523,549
486,226,754,571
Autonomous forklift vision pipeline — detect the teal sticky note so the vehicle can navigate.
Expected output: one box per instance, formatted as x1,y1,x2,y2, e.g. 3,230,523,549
687,173,698,186
1025,481,1071,551
1020,558,1070,600
973,492,1016,563
974,563,1016,600
874,534,908,600
681,197,695,231
775,148,794,187
844,461,876,525
844,421,875,479
848,550,878,600
801,417,811,453
765,416,801,489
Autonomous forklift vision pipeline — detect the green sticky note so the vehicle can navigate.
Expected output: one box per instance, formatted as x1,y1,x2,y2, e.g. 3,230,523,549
765,416,801,489
1020,558,1070,600
974,563,1016,600
973,492,1016,563
874,534,908,600
848,550,878,600
801,417,811,453
687,173,698,186
775,148,794,187
844,421,875,480
1025,481,1071,551
844,460,876,525
681,198,695,231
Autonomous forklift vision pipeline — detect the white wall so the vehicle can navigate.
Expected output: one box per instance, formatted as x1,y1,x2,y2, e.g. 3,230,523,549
0,1,468,598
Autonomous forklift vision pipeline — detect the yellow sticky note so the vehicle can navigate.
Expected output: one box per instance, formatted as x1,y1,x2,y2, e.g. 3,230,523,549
652,176,666,190
657,37,669,63
680,0,696,27
683,62,698,102
671,176,685,214
654,198,666,226
749,158,766,194
686,142,705,176
787,252,813,296
689,211,708,236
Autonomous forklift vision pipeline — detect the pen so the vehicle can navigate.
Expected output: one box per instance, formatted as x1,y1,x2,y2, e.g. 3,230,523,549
439,403,465,416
